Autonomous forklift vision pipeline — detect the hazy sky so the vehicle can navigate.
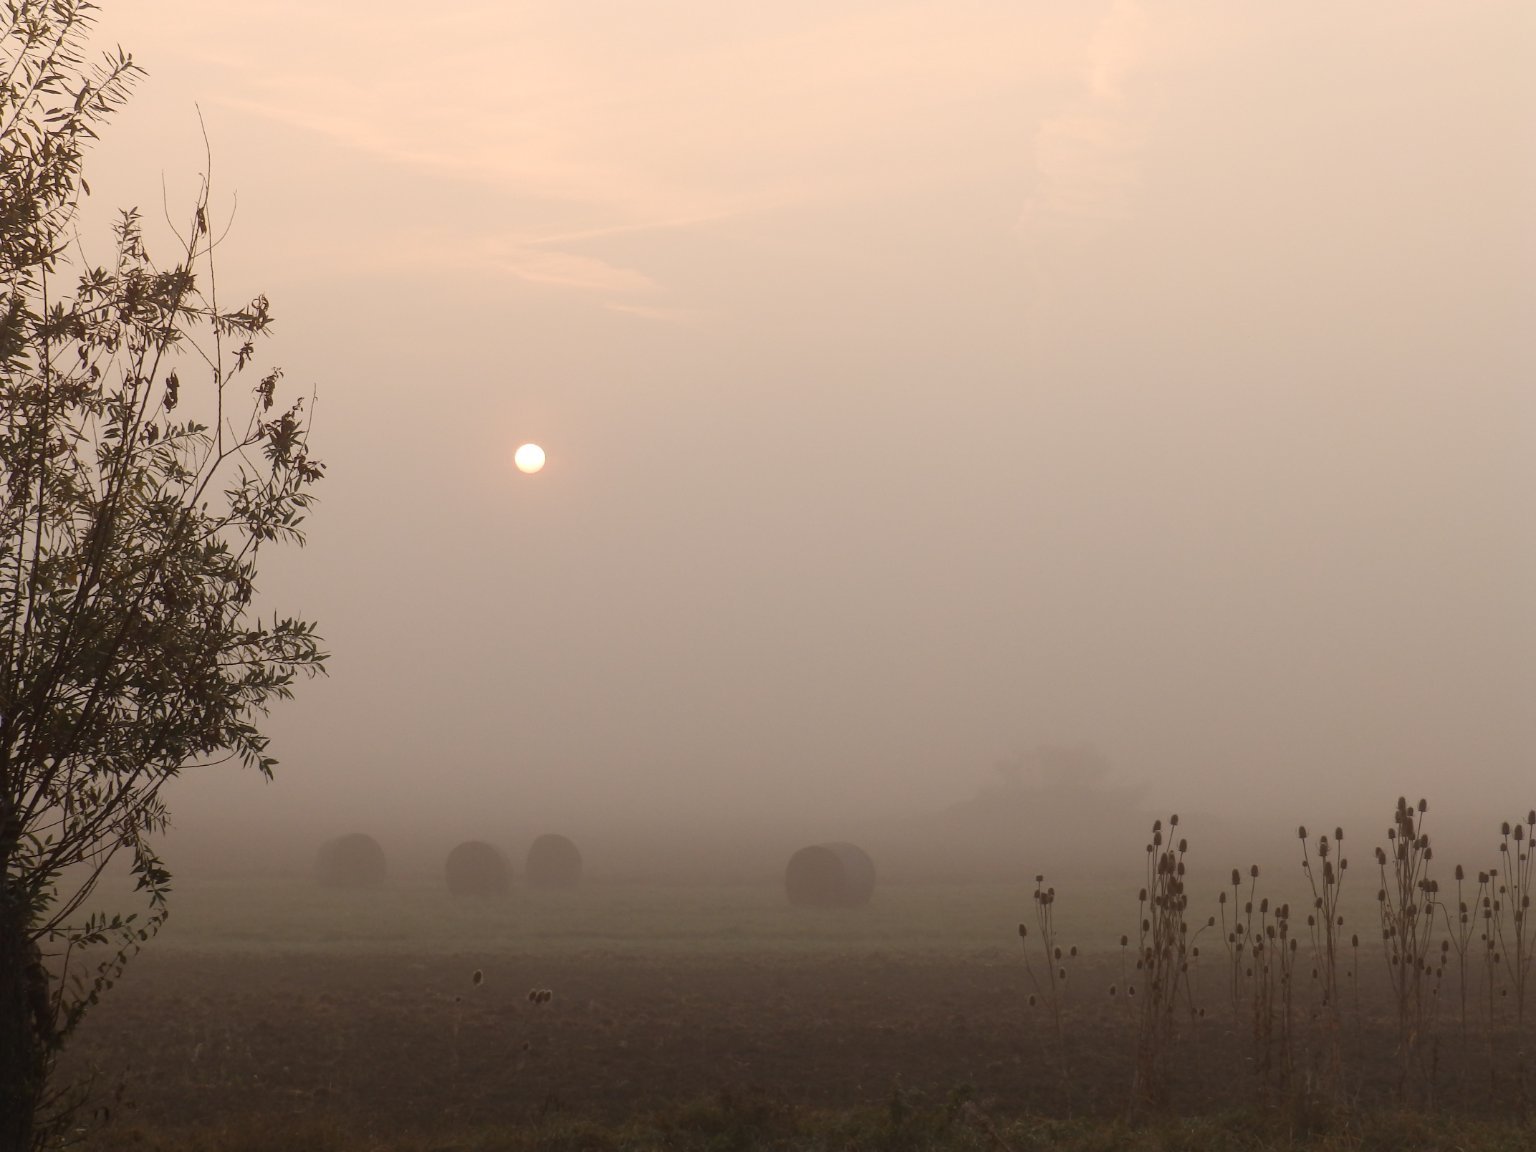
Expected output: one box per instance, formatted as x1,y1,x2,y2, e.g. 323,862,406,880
77,3,1536,847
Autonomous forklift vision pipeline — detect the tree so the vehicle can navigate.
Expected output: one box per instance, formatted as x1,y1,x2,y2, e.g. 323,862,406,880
0,5,325,1147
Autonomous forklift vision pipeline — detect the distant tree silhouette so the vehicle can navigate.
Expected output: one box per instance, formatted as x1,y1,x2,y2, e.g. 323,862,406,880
992,744,1115,794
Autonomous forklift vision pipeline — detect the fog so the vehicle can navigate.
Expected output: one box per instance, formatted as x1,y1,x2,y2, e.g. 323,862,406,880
78,3,1535,880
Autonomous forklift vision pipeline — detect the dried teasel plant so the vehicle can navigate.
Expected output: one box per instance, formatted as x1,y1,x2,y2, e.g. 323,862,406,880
1441,863,1489,1046
1375,796,1440,1096
1494,814,1536,1028
1300,824,1349,1092
1132,816,1196,1109
1019,874,1076,1045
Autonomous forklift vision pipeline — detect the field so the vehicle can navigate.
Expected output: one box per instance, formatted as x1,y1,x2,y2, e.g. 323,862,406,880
53,869,1536,1150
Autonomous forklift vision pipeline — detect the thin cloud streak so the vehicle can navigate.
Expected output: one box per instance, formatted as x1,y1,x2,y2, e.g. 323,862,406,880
519,207,781,249
1019,0,1148,237
482,248,659,295
604,302,700,324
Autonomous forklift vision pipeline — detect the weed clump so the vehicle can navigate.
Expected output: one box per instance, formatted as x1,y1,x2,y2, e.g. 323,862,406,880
1133,815,1200,1109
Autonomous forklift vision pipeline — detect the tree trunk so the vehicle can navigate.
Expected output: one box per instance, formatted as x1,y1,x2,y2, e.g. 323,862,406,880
0,882,48,1152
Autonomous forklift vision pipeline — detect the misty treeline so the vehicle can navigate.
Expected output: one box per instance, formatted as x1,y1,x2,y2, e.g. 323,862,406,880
0,4,324,1149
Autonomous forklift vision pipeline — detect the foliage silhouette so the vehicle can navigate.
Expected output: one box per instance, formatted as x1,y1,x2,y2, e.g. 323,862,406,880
0,4,325,1147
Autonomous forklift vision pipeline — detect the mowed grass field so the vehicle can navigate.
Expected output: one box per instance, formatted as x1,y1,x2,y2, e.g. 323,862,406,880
76,858,1407,956
54,869,1536,1150
123,871,1123,956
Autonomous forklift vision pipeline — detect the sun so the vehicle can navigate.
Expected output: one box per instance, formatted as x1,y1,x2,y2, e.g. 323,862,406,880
514,443,546,474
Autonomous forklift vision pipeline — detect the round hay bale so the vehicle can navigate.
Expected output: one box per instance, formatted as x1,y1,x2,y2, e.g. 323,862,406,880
314,833,386,888
785,842,876,908
526,833,583,888
445,840,511,897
